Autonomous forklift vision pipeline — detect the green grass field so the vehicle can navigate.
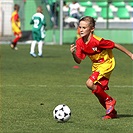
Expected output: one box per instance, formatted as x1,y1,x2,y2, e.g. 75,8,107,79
0,44,133,133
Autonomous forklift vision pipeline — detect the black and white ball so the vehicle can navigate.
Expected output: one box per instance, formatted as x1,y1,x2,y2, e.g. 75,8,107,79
53,104,71,122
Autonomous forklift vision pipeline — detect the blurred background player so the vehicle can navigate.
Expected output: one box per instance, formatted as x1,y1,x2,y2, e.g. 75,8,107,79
69,1,81,20
50,0,59,28
30,6,46,57
10,4,22,50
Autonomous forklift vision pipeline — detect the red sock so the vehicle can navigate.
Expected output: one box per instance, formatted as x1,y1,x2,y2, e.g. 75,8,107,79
92,84,112,104
95,93,106,109
13,36,20,47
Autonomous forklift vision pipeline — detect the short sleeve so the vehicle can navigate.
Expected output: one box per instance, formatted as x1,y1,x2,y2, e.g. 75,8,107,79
14,14,19,21
99,38,115,49
30,19,34,24
75,40,86,60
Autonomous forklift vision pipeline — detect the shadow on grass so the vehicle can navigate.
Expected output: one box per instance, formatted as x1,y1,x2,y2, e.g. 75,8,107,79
117,114,133,118
57,121,73,124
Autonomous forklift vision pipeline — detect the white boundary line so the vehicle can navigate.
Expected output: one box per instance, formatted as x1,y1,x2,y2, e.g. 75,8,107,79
0,84,133,88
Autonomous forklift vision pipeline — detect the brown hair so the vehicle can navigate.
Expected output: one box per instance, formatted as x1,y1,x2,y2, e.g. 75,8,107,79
14,4,20,11
79,16,96,28
37,6,43,13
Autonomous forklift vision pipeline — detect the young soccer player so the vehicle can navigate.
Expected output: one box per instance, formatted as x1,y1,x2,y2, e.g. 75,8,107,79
30,6,46,57
70,16,133,120
10,4,22,50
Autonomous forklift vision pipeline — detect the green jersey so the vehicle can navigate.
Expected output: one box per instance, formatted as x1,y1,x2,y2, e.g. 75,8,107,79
30,13,46,41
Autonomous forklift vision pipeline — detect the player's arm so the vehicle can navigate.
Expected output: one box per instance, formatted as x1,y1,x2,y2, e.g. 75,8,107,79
114,43,133,60
70,44,81,64
30,19,34,25
14,14,21,28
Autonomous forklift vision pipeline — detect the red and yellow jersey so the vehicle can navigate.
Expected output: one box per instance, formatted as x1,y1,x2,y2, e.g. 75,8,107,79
75,34,115,80
11,11,21,34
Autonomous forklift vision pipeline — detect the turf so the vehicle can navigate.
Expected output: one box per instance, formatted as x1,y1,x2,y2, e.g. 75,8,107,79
0,44,133,133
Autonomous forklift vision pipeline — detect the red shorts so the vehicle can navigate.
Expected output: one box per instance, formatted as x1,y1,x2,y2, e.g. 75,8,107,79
89,72,109,90
14,32,22,36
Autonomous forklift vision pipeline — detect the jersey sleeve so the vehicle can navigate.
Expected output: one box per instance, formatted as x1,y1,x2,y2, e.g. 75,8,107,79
75,40,86,60
14,14,19,21
99,38,115,49
30,19,34,24
30,15,34,24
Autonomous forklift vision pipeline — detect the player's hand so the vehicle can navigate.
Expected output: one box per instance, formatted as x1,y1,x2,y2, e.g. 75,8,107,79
131,53,133,60
70,44,76,54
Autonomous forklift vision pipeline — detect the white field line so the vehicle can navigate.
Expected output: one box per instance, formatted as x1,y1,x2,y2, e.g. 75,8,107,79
0,84,133,88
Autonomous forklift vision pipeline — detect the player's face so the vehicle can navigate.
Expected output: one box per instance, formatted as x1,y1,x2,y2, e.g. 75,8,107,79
79,21,94,37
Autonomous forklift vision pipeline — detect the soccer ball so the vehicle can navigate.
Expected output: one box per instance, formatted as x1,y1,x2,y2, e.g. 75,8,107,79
53,104,71,122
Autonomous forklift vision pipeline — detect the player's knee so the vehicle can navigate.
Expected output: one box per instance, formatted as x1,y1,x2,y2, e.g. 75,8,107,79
19,33,22,38
86,79,94,90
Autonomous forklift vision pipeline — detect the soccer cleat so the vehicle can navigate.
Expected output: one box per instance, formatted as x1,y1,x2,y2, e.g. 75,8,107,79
39,55,43,58
14,47,18,50
38,54,43,57
102,110,117,120
105,98,116,114
30,53,37,58
10,44,14,49
38,53,43,57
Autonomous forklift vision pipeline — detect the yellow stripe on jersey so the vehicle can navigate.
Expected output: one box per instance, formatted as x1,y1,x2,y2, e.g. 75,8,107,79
11,11,21,33
93,35,102,41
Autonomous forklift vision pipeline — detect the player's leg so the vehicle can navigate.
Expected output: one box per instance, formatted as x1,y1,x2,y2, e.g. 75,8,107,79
93,83,116,113
86,78,106,109
98,77,117,117
11,27,22,49
86,78,114,110
30,40,37,57
86,72,117,119
95,93,106,109
30,31,37,57
37,28,45,57
38,40,43,57
11,33,22,49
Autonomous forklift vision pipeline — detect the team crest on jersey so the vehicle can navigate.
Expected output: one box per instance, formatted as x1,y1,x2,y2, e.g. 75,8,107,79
92,47,98,51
